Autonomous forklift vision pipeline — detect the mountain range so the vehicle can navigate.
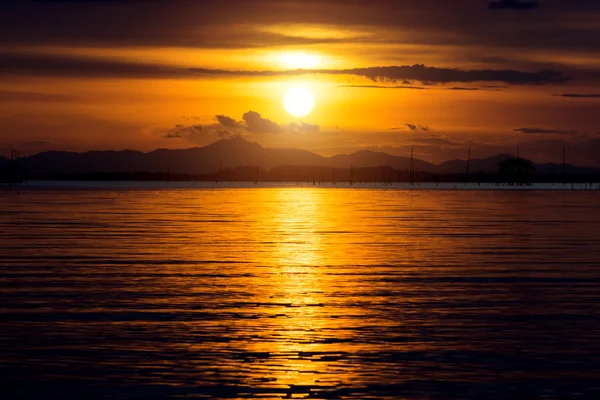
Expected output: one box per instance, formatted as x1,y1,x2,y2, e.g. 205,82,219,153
1,137,598,177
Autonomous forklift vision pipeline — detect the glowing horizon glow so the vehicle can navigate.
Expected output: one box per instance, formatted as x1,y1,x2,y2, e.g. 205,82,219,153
284,87,315,117
279,52,320,69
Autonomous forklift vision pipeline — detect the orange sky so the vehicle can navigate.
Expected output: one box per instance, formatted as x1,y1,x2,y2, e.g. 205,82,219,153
1,0,599,165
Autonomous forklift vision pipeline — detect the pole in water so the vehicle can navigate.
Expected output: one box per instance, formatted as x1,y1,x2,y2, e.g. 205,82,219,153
409,146,414,185
563,145,566,184
466,145,471,184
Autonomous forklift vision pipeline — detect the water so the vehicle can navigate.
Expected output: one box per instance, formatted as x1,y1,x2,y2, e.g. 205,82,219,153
1,187,600,399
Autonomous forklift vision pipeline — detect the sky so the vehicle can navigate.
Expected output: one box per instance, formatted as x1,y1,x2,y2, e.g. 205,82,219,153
1,0,600,165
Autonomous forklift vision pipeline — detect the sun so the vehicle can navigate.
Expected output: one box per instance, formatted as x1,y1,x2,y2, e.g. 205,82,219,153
284,87,315,118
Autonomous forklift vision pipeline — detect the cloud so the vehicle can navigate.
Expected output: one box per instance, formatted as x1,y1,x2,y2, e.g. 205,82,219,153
189,65,570,85
0,53,571,85
489,1,540,10
165,123,203,139
164,111,319,144
514,127,576,135
216,129,234,138
447,87,481,91
332,65,569,85
289,122,320,134
338,84,428,90
216,114,244,129
553,93,600,98
405,123,430,132
242,111,282,133
216,128,249,139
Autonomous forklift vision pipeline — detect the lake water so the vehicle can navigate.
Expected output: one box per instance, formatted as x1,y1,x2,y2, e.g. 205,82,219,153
1,187,600,399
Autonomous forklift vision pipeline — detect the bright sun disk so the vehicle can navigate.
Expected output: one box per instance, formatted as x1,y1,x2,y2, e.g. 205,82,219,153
284,87,315,118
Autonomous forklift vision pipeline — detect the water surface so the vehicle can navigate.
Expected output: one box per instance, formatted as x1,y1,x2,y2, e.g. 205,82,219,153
1,188,599,399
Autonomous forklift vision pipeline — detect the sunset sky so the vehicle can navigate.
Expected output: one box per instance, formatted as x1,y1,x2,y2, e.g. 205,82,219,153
1,0,600,165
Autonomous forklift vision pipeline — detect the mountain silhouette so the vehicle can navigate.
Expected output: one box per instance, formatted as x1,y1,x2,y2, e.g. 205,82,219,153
2,137,598,178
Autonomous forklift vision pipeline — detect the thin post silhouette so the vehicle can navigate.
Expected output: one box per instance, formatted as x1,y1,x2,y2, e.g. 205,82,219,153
254,161,261,185
563,145,566,185
409,146,414,185
216,161,222,184
23,151,27,184
9,145,14,187
466,145,471,184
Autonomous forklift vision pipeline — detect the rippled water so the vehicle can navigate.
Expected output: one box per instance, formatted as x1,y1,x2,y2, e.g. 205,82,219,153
1,188,600,399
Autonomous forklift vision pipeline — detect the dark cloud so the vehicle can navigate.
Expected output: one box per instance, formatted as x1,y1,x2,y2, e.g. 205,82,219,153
334,65,569,85
343,85,503,91
338,85,428,90
164,110,317,143
1,0,600,71
447,87,481,91
242,111,282,133
0,53,571,85
514,127,576,135
216,114,244,129
405,123,430,132
553,93,600,98
489,1,540,10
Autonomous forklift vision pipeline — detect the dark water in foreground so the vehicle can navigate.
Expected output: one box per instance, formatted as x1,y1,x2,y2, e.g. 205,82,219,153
1,188,600,399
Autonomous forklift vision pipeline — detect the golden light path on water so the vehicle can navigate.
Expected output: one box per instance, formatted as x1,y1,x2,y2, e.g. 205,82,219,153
1,187,600,398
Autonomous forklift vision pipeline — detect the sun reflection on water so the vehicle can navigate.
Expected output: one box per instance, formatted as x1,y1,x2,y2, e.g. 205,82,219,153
3,188,600,398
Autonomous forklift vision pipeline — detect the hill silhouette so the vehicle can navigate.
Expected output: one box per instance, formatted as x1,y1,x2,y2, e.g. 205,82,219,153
2,137,599,181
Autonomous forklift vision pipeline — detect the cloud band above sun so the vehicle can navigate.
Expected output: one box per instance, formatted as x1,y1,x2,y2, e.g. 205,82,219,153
0,52,571,85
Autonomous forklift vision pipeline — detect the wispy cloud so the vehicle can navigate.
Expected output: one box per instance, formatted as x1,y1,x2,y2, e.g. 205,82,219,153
405,123,430,132
215,114,244,129
514,127,577,135
338,85,428,90
0,53,571,85
553,93,600,98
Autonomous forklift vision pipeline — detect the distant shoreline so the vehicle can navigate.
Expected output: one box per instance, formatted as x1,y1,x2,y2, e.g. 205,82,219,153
2,180,599,191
